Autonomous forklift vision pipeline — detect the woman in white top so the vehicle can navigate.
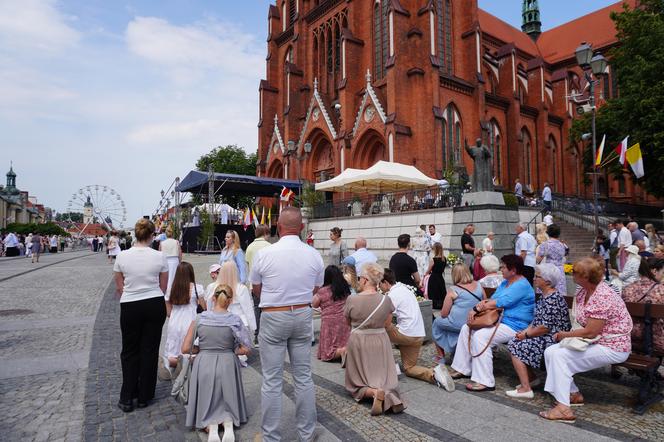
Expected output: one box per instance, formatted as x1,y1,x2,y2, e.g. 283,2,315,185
159,227,182,296
610,245,641,291
107,232,121,263
163,261,206,375
482,232,495,255
411,226,431,280
113,218,168,413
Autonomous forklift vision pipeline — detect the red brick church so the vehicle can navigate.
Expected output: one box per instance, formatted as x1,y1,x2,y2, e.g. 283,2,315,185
257,0,657,205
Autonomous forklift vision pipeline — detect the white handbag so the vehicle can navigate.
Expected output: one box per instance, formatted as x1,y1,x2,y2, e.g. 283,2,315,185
560,296,627,351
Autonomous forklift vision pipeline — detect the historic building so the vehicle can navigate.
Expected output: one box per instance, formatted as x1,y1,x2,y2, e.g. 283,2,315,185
0,165,43,228
257,0,658,205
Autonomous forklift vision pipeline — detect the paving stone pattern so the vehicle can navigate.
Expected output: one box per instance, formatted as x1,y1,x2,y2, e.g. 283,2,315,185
2,252,662,441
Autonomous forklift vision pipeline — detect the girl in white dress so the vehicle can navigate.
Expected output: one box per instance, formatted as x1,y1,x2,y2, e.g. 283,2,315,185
163,262,205,375
411,226,431,280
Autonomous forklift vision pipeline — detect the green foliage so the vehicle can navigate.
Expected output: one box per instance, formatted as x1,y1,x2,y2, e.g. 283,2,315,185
197,208,215,249
297,182,325,208
55,212,83,222
570,0,664,197
3,222,69,236
195,145,258,209
503,193,518,207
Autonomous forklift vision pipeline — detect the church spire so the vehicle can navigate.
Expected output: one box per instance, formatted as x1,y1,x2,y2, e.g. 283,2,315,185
522,0,541,41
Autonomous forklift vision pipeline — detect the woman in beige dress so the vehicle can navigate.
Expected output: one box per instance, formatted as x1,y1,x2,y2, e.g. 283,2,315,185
344,263,405,416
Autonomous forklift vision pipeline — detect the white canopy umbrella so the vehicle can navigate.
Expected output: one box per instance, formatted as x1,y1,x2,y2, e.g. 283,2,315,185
315,161,438,194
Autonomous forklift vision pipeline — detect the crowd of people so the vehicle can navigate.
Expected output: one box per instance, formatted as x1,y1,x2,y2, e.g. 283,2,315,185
0,231,72,260
110,208,664,440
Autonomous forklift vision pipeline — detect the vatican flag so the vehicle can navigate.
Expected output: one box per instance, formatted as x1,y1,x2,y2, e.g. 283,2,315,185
625,143,644,178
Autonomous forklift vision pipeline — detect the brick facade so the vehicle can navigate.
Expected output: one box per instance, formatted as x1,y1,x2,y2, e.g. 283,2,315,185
257,0,660,205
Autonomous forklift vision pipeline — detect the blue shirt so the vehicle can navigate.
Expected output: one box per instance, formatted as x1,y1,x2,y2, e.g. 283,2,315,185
493,278,535,331
219,248,248,284
350,248,378,274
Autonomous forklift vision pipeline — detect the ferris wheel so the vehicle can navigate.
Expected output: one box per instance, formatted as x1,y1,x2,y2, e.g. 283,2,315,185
66,185,127,235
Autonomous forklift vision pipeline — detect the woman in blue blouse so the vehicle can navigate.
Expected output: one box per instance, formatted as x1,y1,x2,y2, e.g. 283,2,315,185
448,254,535,392
219,230,247,284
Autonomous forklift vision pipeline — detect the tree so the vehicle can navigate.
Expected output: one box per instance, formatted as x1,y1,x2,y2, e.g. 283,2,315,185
195,145,258,209
55,212,83,222
570,0,664,198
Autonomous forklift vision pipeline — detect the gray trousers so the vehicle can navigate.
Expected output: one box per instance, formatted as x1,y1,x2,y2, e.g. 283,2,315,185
462,253,475,269
258,308,316,442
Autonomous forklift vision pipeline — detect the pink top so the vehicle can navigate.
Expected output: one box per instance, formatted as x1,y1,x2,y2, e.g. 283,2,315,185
576,282,632,353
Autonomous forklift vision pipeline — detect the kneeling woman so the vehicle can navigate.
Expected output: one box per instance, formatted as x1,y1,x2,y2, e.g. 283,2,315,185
344,263,405,415
182,284,253,442
540,257,632,423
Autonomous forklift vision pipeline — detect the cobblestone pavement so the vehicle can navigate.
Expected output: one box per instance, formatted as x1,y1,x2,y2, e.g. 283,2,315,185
3,252,662,441
0,251,112,442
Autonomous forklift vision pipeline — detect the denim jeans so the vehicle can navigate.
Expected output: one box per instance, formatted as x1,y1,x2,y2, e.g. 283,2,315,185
258,308,316,442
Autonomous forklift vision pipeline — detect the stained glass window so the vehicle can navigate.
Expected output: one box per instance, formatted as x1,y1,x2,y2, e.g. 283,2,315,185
374,2,382,80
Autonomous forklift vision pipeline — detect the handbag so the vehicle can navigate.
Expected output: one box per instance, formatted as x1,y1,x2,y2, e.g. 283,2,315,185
194,284,204,314
559,295,629,351
341,295,386,368
171,319,198,404
467,307,503,358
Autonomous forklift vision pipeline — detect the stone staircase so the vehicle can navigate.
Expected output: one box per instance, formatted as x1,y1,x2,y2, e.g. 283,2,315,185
555,218,596,263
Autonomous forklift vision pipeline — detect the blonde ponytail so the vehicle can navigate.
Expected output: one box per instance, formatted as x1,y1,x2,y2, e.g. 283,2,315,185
213,284,234,308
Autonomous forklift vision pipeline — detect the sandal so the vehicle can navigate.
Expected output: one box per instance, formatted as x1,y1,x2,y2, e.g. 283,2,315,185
466,382,495,392
448,368,469,380
371,390,384,416
539,407,576,423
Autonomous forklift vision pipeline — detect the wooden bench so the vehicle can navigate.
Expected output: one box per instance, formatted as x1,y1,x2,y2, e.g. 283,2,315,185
565,295,664,414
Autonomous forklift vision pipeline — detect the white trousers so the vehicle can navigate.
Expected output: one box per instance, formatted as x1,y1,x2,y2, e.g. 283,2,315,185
166,256,179,296
544,343,629,406
451,323,516,388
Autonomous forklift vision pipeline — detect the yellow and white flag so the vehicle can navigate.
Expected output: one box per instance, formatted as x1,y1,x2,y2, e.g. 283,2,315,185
595,134,606,166
625,143,644,178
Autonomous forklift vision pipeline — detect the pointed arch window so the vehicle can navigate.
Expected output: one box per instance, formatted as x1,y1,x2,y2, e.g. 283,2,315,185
435,0,453,74
334,22,341,74
548,135,557,187
373,0,389,80
442,104,462,168
489,120,502,185
521,128,532,186
289,0,297,27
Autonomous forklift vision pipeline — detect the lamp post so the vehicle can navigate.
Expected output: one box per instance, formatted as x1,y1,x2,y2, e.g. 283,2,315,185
574,42,607,235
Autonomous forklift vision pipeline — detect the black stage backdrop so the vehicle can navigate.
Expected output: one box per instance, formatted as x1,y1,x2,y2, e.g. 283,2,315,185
180,224,277,253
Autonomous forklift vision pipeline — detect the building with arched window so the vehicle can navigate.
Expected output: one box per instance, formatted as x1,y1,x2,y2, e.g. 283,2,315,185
257,0,659,205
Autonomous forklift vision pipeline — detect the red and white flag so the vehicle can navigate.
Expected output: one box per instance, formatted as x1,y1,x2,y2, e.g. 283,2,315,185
614,136,629,166
280,186,294,202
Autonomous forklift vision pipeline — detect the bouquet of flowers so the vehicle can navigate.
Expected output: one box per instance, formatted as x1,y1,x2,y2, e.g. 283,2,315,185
446,253,460,266
564,264,574,275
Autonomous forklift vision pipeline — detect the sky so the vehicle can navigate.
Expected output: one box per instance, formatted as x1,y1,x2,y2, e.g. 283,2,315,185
0,0,618,226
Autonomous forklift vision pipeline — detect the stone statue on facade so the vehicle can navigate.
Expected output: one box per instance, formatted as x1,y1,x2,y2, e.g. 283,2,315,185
464,138,493,192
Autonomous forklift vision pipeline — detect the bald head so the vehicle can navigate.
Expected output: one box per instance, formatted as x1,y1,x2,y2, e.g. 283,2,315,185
635,239,646,251
277,207,303,236
355,237,367,249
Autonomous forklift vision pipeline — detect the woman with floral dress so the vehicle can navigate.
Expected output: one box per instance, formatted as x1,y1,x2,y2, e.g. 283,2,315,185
505,264,571,398
536,224,567,295
313,266,352,361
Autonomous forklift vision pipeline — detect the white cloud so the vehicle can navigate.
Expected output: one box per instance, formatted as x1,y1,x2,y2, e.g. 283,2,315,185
0,0,80,53
126,16,263,80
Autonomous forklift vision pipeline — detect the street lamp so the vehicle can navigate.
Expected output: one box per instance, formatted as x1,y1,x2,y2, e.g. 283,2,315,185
574,42,607,235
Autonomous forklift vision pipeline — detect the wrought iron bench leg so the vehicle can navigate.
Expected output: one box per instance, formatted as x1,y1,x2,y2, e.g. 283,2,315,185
633,367,663,415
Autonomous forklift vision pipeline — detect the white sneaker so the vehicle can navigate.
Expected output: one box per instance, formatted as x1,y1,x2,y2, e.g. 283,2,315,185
505,389,534,399
222,421,235,442
433,364,455,392
208,424,221,442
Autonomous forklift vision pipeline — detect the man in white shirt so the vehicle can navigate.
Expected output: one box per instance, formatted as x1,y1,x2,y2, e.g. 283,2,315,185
250,207,324,442
615,219,632,271
380,269,455,392
347,237,377,274
542,182,552,212
428,224,442,246
514,223,537,285
3,232,19,256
